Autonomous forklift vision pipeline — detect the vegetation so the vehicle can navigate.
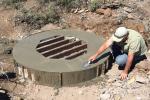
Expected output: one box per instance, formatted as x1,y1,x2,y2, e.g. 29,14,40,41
36,0,88,12
0,0,103,31
89,0,103,11
14,5,60,30
0,0,27,9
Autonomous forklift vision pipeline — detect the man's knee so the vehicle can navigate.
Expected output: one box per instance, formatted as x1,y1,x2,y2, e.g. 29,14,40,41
115,54,128,66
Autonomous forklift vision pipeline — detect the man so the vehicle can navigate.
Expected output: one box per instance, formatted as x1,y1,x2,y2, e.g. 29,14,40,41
89,27,148,80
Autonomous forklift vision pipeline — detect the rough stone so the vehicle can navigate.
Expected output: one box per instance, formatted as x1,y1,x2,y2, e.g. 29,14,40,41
148,75,150,80
104,8,112,17
113,81,122,87
100,93,111,100
114,94,121,100
78,9,85,13
41,23,61,31
127,76,136,85
136,60,150,70
127,14,135,19
96,8,105,15
107,78,116,83
4,47,13,54
123,7,133,13
122,20,145,33
136,75,149,84
146,53,150,61
12,96,22,100
0,44,4,54
96,8,112,17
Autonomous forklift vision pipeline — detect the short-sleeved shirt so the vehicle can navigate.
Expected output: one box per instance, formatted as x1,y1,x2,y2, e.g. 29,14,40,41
110,29,148,56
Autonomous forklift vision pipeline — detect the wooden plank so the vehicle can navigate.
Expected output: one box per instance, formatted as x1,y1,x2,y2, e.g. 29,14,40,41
37,36,64,48
49,44,87,59
37,39,70,52
42,41,82,57
65,49,87,60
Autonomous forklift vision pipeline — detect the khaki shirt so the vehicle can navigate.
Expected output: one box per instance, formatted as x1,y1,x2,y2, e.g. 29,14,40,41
110,29,148,56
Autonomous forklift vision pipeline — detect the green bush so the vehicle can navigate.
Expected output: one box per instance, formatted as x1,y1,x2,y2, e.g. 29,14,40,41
14,5,60,30
37,0,51,5
1,0,27,9
56,0,79,11
89,0,102,11
34,0,88,12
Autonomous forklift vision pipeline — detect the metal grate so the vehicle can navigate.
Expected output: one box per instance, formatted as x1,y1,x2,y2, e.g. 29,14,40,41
36,35,87,60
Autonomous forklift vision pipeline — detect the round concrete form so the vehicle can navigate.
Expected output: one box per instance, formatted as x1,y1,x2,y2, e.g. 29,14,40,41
13,29,110,86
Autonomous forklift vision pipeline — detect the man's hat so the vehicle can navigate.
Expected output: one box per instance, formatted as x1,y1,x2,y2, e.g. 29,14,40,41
112,27,128,42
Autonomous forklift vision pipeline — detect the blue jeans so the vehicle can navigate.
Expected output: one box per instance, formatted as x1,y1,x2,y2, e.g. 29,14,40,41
111,43,147,69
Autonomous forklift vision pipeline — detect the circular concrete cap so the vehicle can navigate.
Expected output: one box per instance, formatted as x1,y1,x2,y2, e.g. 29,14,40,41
13,29,110,86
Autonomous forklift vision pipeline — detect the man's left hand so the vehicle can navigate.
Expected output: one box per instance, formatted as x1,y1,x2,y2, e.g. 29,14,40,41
120,71,128,80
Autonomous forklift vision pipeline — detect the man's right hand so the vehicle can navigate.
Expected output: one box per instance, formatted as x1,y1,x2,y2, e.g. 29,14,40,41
89,54,97,61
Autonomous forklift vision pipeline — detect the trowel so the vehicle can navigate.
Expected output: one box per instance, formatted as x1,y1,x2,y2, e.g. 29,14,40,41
83,60,94,68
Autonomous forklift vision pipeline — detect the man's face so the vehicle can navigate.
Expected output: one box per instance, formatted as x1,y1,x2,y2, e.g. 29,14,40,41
120,34,128,43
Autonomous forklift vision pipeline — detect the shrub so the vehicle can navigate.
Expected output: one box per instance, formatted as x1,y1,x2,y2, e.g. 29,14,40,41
32,0,88,12
0,0,27,9
56,0,80,11
89,0,102,12
14,4,60,30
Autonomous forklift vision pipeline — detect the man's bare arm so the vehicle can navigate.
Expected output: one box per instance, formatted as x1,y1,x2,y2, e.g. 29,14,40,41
121,52,134,80
89,38,113,61
125,52,134,72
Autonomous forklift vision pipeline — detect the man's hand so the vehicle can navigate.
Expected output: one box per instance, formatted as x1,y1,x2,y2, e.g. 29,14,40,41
120,52,134,80
120,70,128,80
89,54,97,61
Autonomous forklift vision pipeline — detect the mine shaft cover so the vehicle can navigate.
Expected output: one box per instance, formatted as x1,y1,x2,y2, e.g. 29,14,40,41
13,29,110,86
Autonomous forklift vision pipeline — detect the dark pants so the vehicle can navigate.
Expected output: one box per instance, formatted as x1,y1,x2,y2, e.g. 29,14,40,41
111,43,147,70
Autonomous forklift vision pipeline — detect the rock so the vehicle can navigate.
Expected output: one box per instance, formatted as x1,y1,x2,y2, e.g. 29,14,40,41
12,96,22,100
136,60,150,70
147,70,150,74
136,75,149,84
127,14,135,19
96,8,112,17
136,96,142,100
146,53,150,61
114,94,121,100
96,8,105,15
104,8,112,17
123,93,136,100
123,7,133,13
74,8,79,14
127,76,136,85
113,81,122,87
0,44,4,54
78,90,83,95
17,77,26,83
41,23,61,31
78,9,85,13
4,47,13,54
107,78,116,83
136,24,145,33
100,88,107,94
100,93,111,100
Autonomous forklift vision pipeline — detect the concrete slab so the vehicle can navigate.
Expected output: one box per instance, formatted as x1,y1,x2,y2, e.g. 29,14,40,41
13,29,110,86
